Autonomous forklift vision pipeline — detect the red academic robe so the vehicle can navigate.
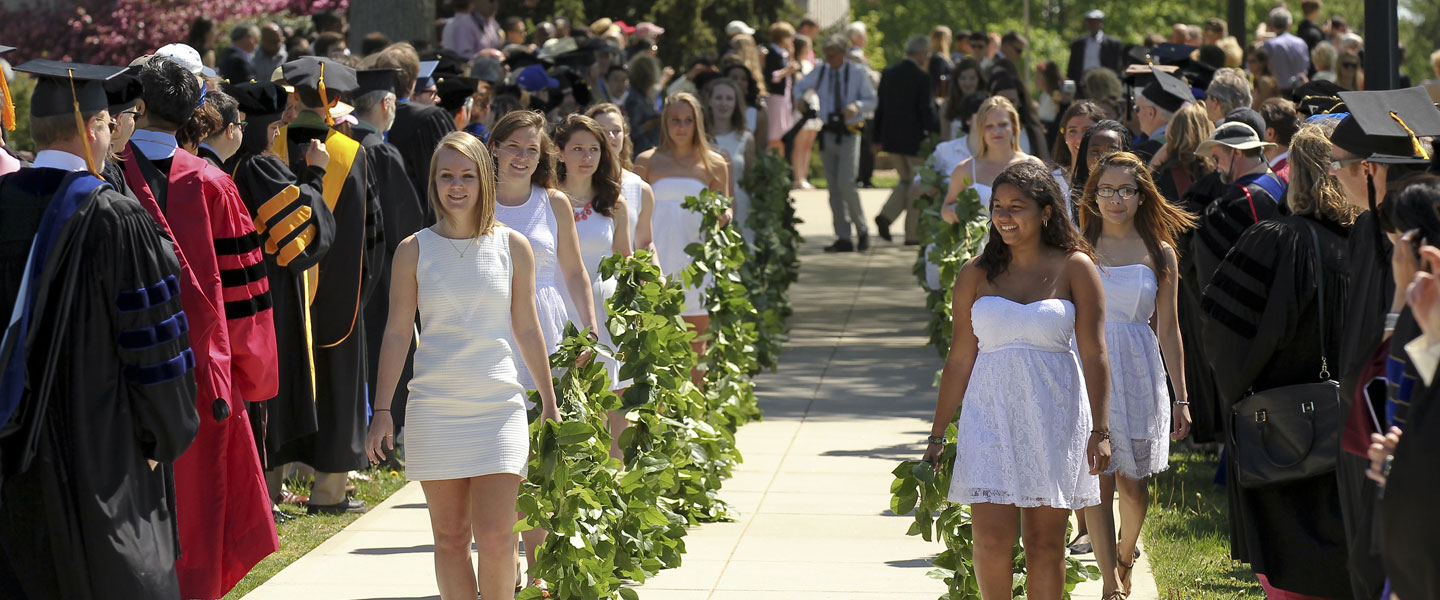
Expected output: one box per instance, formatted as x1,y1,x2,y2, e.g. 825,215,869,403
121,144,280,599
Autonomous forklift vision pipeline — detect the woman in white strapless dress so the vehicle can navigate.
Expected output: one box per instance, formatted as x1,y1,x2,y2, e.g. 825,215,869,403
364,132,560,600
702,77,756,244
924,162,1113,600
1076,151,1195,596
634,93,732,379
586,103,659,263
554,114,635,459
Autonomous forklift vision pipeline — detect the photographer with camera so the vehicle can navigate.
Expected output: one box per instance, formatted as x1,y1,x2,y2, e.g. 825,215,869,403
793,34,878,252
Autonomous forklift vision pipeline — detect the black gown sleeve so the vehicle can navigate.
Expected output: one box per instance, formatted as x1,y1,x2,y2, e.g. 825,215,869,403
1191,184,1282,291
102,198,200,462
233,154,337,273
357,146,386,305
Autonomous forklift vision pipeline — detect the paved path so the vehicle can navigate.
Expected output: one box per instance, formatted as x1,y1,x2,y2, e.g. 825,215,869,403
243,189,1158,599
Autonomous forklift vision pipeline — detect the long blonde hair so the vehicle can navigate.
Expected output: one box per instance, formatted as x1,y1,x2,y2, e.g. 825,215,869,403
658,92,724,183
974,95,1022,156
1288,124,1360,225
1161,102,1217,180
428,131,498,238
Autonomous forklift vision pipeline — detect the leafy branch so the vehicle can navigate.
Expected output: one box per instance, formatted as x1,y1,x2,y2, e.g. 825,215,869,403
739,150,803,373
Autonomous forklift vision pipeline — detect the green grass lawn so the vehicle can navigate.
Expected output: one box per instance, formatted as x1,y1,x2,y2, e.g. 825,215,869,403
223,467,409,599
1143,448,1264,600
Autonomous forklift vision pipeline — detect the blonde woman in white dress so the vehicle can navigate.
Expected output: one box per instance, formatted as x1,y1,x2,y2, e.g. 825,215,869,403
365,132,559,600
586,102,658,263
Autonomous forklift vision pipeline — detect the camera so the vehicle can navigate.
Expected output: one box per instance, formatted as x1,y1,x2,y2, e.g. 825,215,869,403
822,111,849,134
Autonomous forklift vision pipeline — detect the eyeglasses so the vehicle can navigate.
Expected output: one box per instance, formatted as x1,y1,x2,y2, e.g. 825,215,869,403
1330,156,1364,171
1096,186,1139,199
1341,62,1359,69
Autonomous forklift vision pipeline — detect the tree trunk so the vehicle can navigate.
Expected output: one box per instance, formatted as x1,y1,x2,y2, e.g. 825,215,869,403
349,0,437,51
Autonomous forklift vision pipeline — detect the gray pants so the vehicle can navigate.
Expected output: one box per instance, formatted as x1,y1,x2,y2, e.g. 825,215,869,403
820,131,866,241
879,154,924,242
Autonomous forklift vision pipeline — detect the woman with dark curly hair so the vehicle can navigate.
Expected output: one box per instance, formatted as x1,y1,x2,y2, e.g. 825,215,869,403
924,161,1113,600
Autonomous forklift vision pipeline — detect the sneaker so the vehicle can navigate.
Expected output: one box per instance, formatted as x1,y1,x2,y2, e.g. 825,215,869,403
875,215,893,242
306,497,367,515
857,233,870,251
823,239,855,252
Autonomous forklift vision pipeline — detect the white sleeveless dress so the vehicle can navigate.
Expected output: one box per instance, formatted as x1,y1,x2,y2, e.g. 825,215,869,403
950,296,1100,509
650,177,709,317
620,169,644,240
405,227,529,481
713,130,754,244
1099,264,1171,479
495,185,569,391
567,200,628,388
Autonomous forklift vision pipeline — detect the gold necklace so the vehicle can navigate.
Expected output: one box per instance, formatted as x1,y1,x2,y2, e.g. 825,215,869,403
436,227,477,258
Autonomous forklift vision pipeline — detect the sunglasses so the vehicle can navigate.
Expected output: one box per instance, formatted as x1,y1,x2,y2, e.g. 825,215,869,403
1341,62,1359,68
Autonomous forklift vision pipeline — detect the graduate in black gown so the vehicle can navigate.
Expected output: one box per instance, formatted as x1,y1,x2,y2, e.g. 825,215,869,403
0,58,199,599
220,80,336,485
1189,122,1288,292
349,68,424,447
1199,123,1355,597
271,57,385,514
365,45,453,224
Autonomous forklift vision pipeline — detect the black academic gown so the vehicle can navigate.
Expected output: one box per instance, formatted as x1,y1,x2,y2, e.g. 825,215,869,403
270,122,385,474
1333,209,1392,600
1175,170,1228,442
1380,371,1440,600
388,100,454,226
1200,215,1354,597
224,150,336,470
0,168,199,599
353,123,423,429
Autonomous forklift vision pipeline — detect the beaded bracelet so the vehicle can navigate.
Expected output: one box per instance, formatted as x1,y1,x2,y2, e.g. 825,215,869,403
1090,430,1111,441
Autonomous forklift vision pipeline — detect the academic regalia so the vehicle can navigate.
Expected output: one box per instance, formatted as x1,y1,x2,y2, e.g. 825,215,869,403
120,137,280,598
0,59,199,600
269,108,384,474
197,144,225,170
352,120,423,428
388,99,454,225
1188,171,1286,292
1380,373,1440,600
1200,215,1354,597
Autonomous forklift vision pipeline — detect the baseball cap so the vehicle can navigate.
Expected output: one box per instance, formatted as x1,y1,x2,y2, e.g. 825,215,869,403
155,43,217,79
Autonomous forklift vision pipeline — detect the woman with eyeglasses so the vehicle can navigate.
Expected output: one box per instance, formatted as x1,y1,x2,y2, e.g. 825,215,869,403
195,91,246,169
1076,151,1196,597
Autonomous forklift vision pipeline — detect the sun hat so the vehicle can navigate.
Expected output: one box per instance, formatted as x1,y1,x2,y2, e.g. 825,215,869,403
1195,121,1277,154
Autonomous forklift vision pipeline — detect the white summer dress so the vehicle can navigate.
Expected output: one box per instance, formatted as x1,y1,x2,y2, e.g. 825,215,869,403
650,177,709,317
405,227,529,481
620,169,644,240
568,200,627,388
1099,264,1171,478
495,185,570,391
713,129,754,244
949,296,1100,509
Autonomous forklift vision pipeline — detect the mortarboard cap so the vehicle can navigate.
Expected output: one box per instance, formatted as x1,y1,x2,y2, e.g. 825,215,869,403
104,66,143,114
1291,79,1348,116
435,75,478,113
1,45,15,130
1149,43,1196,63
415,60,439,92
1332,86,1440,164
282,56,358,125
355,68,400,97
504,49,544,71
223,80,288,117
426,48,469,77
1141,67,1192,113
14,58,129,174
550,46,597,71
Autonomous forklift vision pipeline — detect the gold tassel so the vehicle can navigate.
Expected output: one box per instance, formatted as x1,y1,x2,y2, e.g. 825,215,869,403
319,61,334,127
1390,111,1432,160
67,69,99,176
0,70,14,130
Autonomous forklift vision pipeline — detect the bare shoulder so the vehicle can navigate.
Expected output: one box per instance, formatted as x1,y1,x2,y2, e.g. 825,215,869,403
507,229,534,256
956,256,986,288
1065,250,1098,270
546,187,571,207
394,233,421,261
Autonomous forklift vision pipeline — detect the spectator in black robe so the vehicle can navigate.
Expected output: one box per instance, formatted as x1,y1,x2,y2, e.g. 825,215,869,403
0,58,199,599
1200,123,1356,597
365,43,455,225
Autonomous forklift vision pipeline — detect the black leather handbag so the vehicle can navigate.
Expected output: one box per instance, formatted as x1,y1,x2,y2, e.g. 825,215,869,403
1230,222,1342,489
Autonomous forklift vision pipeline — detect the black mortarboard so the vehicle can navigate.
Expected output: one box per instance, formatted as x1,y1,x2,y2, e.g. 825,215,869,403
223,80,288,117
416,60,439,92
1151,43,1196,63
1291,80,1348,116
355,68,400,97
1125,45,1149,68
2,45,17,130
504,49,544,71
427,48,469,77
550,46,597,71
434,75,478,113
14,58,128,174
282,57,357,124
1141,67,1192,113
104,65,143,114
1179,60,1215,94
1332,86,1440,164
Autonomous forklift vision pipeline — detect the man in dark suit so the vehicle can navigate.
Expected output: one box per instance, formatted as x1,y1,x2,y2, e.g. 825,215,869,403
219,22,259,83
873,34,939,245
1066,9,1123,84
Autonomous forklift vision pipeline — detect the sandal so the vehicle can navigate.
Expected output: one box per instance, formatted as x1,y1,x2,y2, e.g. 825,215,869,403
1103,592,1127,600
1066,532,1092,555
1117,557,1134,596
531,578,551,599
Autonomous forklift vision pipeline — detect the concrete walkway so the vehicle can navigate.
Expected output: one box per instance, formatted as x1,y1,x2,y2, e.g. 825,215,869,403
243,189,1158,600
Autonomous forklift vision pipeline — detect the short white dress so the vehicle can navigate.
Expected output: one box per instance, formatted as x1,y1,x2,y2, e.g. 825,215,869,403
1099,264,1171,478
949,296,1100,510
650,177,709,317
495,185,569,391
713,129,754,244
620,169,644,240
567,200,628,388
405,227,529,481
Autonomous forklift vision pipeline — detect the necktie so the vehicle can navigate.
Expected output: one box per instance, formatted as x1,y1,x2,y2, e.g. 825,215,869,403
832,64,844,123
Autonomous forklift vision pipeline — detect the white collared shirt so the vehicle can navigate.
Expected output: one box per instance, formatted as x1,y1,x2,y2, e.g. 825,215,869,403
1083,30,1104,74
31,150,89,172
131,128,180,161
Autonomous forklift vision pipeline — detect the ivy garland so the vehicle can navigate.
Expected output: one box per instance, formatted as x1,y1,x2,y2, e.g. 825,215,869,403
739,151,803,373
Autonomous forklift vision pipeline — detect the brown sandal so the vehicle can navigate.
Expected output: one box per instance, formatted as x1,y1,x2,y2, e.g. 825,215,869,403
1116,557,1134,596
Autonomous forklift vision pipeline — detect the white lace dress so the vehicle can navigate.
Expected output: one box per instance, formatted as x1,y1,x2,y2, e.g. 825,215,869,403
1099,264,1171,478
620,169,644,240
494,185,569,392
949,296,1100,509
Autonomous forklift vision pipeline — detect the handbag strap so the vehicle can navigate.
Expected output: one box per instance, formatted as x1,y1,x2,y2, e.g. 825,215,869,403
1303,220,1331,380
